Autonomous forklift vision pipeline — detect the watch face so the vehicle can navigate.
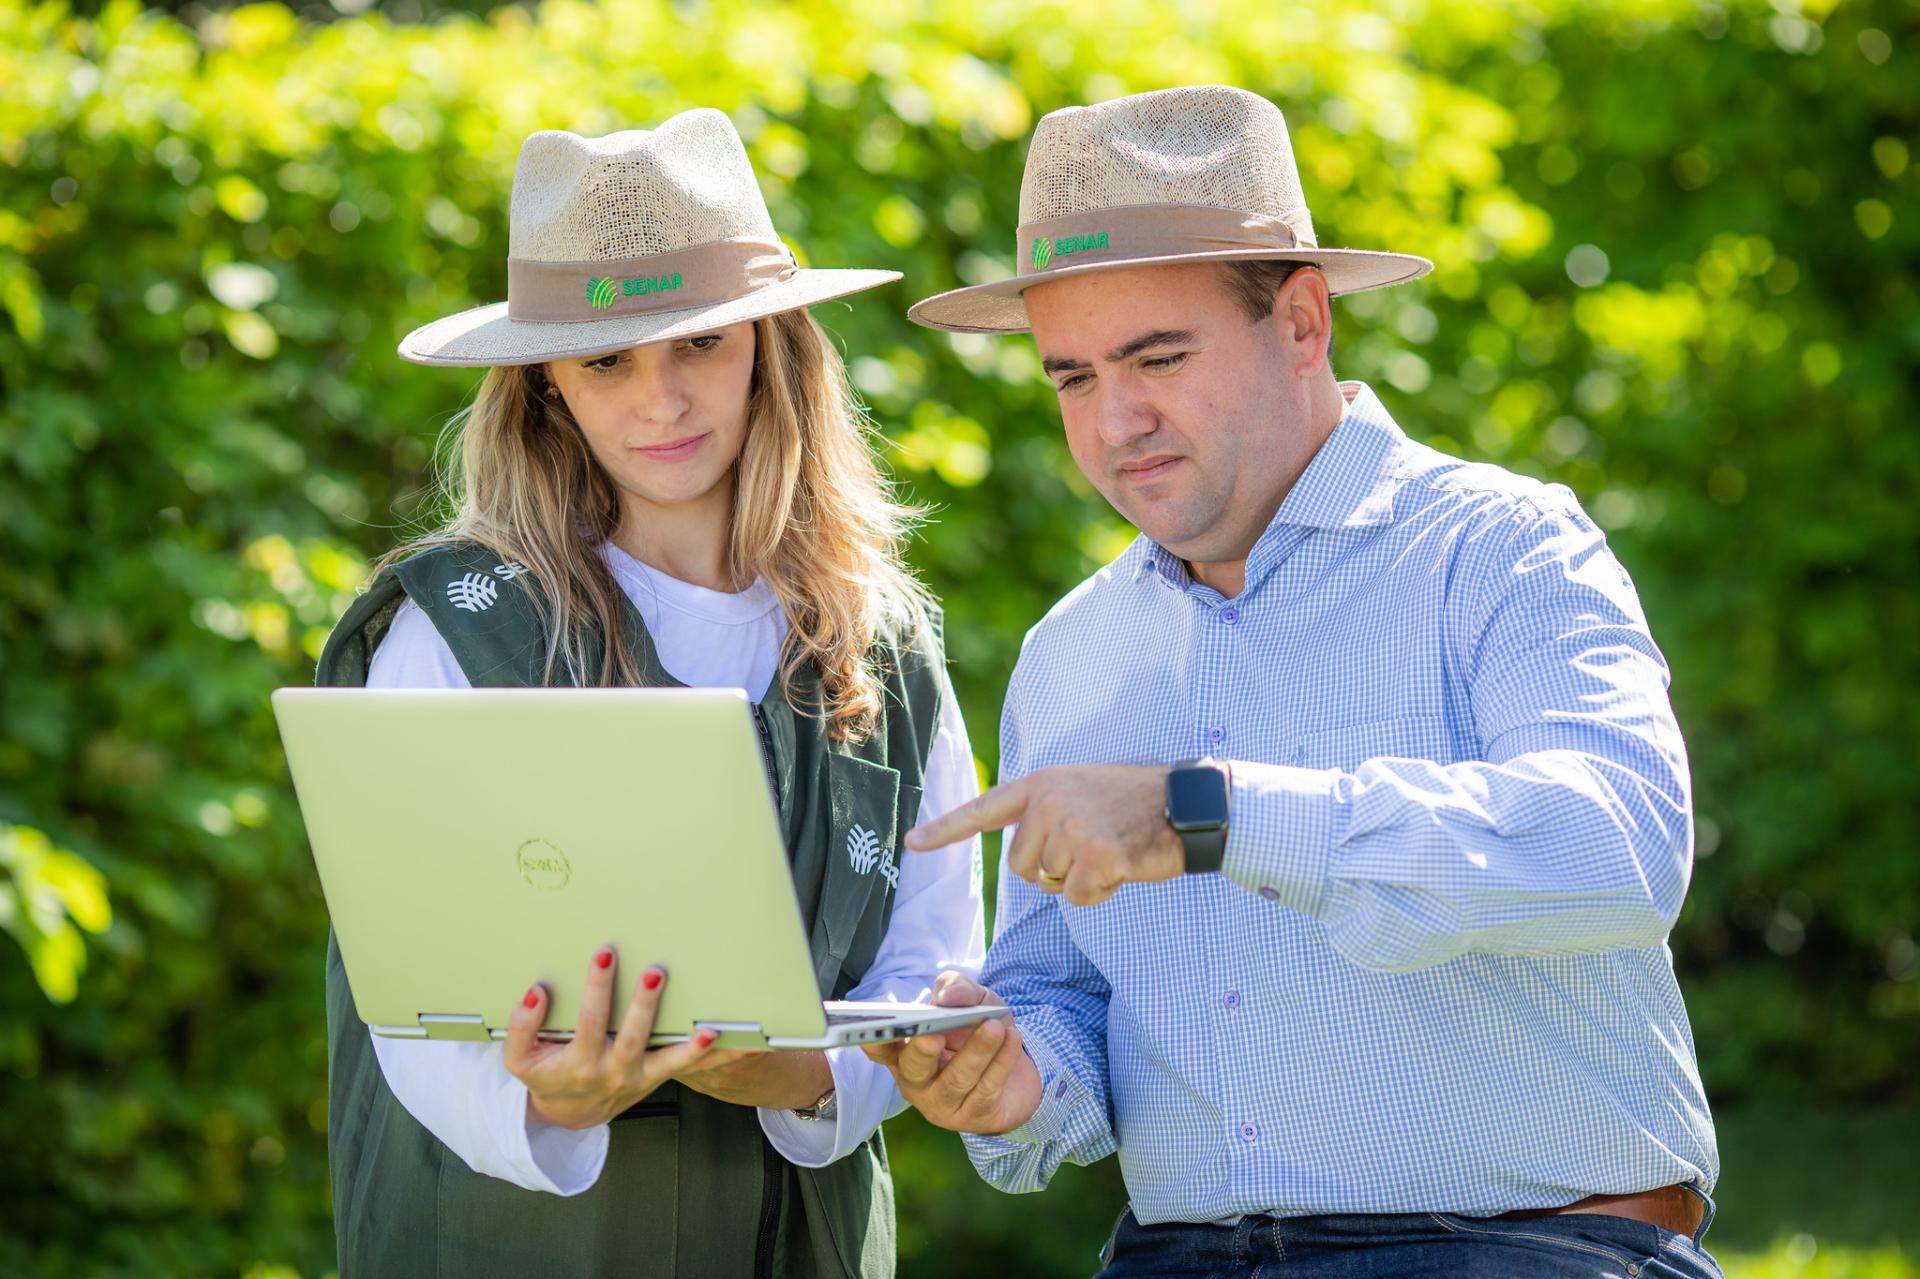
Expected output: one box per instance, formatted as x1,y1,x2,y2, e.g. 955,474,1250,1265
1168,765,1229,829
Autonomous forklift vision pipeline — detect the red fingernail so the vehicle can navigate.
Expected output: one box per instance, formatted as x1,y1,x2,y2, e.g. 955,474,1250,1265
595,948,614,970
522,986,540,1009
696,1029,718,1047
642,968,663,991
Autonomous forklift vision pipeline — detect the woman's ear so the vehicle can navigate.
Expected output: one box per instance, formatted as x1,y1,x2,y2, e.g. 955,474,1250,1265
531,362,561,402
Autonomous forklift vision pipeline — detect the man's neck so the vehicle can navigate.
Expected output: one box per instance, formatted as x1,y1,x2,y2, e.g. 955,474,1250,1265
1181,379,1352,599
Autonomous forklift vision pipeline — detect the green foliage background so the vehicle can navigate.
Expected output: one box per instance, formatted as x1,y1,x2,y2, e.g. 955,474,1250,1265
1,0,1915,1274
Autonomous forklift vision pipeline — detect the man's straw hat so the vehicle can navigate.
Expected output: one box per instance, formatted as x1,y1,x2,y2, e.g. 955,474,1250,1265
400,109,899,367
908,86,1432,334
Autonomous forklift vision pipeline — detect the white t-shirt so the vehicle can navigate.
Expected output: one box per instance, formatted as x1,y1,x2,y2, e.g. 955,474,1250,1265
364,542,985,1193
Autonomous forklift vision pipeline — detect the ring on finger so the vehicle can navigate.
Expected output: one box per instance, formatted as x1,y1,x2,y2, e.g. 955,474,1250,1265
1037,864,1066,889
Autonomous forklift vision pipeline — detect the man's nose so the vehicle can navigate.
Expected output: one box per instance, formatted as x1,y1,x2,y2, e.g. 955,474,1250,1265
1093,385,1159,448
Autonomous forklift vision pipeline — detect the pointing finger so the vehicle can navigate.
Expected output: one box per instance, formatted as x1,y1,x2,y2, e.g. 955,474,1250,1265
905,778,1031,852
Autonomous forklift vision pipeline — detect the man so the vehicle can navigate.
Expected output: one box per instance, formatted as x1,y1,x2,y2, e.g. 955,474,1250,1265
865,86,1721,1276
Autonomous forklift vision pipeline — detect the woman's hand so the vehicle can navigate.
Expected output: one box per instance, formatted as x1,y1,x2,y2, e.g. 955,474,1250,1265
673,1047,834,1110
504,946,720,1130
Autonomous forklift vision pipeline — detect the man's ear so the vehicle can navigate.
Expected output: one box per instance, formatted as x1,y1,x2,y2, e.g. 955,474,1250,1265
1277,267,1334,378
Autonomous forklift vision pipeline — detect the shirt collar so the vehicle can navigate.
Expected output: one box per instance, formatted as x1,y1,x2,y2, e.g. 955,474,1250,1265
1270,381,1409,533
1132,381,1410,589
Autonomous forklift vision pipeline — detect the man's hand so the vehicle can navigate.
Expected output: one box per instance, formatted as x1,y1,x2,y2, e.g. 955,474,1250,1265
905,765,1184,906
862,973,1041,1135
505,947,720,1130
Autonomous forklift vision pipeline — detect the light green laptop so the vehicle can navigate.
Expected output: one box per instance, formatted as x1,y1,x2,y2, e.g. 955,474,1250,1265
271,687,1003,1050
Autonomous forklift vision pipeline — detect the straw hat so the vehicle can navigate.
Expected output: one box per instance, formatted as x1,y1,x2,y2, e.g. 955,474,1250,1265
908,86,1432,334
400,109,899,367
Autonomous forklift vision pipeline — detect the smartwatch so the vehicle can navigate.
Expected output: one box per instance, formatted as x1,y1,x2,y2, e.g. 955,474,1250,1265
1164,757,1231,874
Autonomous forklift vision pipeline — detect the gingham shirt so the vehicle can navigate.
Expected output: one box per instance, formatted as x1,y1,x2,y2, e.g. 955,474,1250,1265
965,381,1718,1224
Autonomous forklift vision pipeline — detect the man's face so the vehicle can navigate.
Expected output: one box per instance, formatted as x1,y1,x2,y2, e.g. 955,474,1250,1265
1024,263,1324,566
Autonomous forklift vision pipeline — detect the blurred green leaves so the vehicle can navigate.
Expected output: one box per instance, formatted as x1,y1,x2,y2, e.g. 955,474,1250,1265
0,823,111,1004
0,0,1915,1273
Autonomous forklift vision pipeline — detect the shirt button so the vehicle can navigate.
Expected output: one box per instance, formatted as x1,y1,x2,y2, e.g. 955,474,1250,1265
1208,726,1225,744
1054,1078,1069,1099
1239,1121,1258,1144
1221,606,1239,624
1258,886,1280,902
1223,990,1240,1011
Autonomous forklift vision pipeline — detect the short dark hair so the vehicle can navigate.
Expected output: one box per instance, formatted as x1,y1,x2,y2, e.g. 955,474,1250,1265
1218,260,1335,361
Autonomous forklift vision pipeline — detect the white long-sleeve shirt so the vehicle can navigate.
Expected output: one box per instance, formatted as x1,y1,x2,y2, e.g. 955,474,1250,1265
363,542,985,1194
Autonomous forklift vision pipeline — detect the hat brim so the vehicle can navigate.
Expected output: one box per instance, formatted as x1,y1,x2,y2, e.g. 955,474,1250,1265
906,248,1432,334
398,268,903,367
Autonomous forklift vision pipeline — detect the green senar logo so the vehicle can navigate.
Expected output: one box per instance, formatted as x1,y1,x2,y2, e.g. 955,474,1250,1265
1030,231,1108,271
585,277,617,309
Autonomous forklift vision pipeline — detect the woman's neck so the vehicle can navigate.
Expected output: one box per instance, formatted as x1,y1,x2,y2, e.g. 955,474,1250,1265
610,481,747,593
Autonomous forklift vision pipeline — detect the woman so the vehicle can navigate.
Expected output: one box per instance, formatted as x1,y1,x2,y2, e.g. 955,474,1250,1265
313,109,983,1277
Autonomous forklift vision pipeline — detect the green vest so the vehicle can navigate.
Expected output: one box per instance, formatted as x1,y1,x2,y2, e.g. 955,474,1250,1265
313,542,946,1279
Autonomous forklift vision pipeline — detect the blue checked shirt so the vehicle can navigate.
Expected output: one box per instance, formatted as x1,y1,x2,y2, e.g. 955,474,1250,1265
966,382,1718,1224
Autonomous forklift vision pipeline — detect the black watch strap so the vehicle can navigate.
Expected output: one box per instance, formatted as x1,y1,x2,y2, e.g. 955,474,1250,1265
1177,822,1227,874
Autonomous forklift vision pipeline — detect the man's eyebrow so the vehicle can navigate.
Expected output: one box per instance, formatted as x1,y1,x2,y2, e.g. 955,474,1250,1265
1040,329,1199,377
1105,328,1198,363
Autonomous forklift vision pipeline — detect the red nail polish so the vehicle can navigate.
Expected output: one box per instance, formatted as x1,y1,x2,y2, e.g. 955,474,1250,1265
642,969,663,991
522,987,540,1009
595,948,614,970
697,1029,718,1047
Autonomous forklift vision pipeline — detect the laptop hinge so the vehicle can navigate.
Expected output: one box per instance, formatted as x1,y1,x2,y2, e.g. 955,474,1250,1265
418,1013,492,1042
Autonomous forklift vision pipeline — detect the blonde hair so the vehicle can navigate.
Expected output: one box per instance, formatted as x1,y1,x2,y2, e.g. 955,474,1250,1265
379,309,931,740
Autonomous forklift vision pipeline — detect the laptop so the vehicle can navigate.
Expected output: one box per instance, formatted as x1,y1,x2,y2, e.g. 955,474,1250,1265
271,686,1007,1050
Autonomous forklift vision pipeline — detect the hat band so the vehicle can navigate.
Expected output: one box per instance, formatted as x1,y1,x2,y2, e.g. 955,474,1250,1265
507,237,797,323
1015,203,1316,277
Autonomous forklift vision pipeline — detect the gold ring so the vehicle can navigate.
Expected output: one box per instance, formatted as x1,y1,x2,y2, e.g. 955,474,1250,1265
1038,868,1066,888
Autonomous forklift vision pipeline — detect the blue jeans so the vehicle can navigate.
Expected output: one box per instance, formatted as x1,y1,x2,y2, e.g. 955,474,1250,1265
1095,1191,1722,1278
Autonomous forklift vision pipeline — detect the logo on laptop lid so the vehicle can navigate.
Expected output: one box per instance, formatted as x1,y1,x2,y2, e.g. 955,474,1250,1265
517,838,571,891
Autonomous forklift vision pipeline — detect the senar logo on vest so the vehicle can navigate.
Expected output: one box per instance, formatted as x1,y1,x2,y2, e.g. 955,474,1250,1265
516,839,572,891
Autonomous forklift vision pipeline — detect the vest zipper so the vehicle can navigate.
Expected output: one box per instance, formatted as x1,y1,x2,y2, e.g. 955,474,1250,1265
749,702,780,805
753,1137,782,1279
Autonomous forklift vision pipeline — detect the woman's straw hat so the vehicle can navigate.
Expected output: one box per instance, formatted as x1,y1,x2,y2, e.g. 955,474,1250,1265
908,86,1432,334
400,108,899,367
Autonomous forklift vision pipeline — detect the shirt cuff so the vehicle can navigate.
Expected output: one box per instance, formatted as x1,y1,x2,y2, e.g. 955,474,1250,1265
498,1072,610,1196
1220,760,1343,917
757,1047,902,1169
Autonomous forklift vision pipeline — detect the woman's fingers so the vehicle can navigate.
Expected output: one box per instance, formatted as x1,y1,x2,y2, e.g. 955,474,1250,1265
502,981,549,1079
609,965,668,1069
569,945,617,1055
651,1024,723,1079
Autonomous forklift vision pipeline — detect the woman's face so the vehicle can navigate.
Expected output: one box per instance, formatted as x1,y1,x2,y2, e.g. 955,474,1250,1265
544,322,758,515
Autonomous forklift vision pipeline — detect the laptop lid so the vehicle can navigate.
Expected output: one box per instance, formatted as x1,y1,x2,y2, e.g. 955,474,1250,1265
273,687,829,1045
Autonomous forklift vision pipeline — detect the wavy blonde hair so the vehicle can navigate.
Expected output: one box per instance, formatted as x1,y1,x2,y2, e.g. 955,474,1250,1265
379,309,931,741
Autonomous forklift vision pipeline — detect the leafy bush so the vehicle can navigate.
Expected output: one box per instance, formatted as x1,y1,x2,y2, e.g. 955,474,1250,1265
1,0,1913,1272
